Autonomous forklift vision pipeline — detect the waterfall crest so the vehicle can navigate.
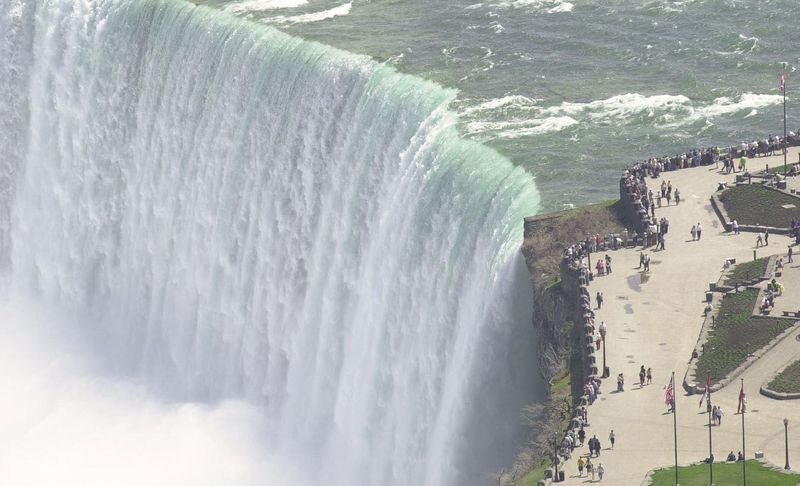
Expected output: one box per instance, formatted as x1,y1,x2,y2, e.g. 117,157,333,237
1,0,543,484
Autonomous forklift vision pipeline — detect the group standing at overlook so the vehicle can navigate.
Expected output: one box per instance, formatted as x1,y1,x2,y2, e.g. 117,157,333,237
549,133,800,484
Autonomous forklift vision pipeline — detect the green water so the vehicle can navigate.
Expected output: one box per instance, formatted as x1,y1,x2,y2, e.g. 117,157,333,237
209,0,799,211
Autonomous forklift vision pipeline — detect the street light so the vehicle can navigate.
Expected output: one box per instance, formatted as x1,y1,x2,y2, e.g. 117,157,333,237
599,322,608,378
785,418,790,470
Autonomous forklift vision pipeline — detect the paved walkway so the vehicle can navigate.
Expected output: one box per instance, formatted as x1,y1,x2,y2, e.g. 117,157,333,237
557,148,800,485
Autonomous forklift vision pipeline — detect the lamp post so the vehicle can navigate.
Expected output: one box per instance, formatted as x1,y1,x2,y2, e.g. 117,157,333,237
599,322,607,378
708,398,714,484
785,418,790,470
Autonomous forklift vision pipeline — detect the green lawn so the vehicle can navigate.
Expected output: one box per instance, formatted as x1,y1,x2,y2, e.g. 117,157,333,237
762,162,800,175
695,289,793,385
722,257,769,287
768,359,800,394
650,460,800,486
718,184,800,229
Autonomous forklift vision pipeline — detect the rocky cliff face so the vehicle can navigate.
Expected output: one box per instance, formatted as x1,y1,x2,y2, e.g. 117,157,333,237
521,205,624,394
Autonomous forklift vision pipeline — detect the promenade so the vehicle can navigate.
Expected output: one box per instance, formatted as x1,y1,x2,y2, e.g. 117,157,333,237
558,148,800,484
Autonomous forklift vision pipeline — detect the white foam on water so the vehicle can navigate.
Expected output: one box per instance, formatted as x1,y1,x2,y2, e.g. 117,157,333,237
0,1,543,485
270,2,352,23
225,0,308,13
492,0,574,12
696,93,781,119
465,116,578,138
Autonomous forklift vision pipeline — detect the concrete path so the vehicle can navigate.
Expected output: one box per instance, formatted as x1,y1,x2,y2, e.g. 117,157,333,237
556,148,800,485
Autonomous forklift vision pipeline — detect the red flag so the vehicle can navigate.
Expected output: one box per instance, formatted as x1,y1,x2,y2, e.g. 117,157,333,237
698,377,709,408
781,69,786,92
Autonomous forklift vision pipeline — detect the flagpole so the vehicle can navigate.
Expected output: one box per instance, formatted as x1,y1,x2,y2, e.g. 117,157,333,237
707,374,713,484
742,378,747,486
673,372,678,486
783,63,788,177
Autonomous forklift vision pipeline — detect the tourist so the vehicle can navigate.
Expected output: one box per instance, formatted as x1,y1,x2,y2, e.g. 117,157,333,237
691,224,697,241
696,222,702,240
738,451,745,461
675,188,680,205
639,251,645,269
578,426,586,446
596,291,604,309
605,254,612,273
587,460,594,480
598,463,605,481
644,254,650,272
617,373,624,392
732,219,739,234
609,430,616,449
647,367,653,385
757,233,764,248
789,245,794,263
578,456,585,477
716,405,723,425
639,366,646,386
765,228,770,245
727,451,736,462
712,405,718,425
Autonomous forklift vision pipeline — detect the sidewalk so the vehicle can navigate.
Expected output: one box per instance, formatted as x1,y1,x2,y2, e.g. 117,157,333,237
556,148,800,484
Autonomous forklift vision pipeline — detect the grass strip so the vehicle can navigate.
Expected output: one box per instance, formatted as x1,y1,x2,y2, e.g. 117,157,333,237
649,460,800,485
695,289,793,385
718,184,800,229
768,359,800,394
722,257,769,287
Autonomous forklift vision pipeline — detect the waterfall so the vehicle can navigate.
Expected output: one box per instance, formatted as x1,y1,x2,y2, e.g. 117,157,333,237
0,0,543,484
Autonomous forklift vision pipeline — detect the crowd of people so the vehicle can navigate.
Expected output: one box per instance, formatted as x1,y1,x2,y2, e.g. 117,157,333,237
548,131,800,483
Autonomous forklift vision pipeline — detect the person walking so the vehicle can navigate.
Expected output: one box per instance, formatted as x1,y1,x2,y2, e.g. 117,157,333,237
789,245,793,263
696,222,702,240
587,460,595,481
596,291,604,309
765,228,770,245
756,233,763,248
578,426,586,446
598,463,605,481
578,456,585,477
646,367,652,385
716,405,723,425
691,224,697,241
609,430,616,449
732,219,739,234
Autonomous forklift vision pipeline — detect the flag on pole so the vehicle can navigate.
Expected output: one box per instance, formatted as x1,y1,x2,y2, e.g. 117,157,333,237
665,377,675,410
698,376,710,408
738,381,746,414
781,68,786,92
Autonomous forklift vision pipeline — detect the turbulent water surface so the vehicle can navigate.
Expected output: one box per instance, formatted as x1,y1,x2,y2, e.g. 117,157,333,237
0,1,542,485
4,0,796,484
210,0,800,210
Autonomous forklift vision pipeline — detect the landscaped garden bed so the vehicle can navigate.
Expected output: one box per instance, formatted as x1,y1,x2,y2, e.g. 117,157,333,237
649,460,800,486
695,289,793,386
717,184,799,229
767,359,800,394
722,257,769,287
